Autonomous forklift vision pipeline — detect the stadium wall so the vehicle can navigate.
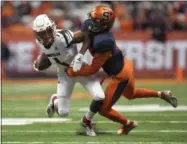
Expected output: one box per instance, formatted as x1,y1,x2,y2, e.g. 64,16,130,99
2,30,187,79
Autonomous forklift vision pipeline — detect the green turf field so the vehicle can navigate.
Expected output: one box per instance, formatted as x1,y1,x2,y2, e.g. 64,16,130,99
2,80,187,144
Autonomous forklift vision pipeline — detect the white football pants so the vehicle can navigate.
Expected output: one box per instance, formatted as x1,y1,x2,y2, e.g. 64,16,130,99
53,72,105,117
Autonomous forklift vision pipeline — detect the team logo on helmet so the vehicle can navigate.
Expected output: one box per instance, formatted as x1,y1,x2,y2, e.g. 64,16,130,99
88,5,115,32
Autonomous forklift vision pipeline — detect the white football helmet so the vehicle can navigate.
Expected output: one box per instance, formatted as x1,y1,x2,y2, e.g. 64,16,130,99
33,14,56,46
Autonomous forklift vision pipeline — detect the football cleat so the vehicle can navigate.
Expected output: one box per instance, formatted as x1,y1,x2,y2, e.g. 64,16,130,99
161,91,178,108
80,116,96,137
117,120,138,135
46,94,57,117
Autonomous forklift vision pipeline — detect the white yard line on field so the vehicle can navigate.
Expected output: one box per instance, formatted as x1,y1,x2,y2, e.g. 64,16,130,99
2,142,186,144
66,120,187,124
1,118,72,125
2,118,187,125
3,105,187,112
2,111,187,117
80,105,187,112
2,130,187,133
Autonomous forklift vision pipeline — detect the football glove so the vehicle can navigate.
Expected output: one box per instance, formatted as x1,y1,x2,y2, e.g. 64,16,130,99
71,53,84,72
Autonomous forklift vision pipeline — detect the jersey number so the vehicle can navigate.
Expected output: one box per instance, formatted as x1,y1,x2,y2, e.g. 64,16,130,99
53,58,69,67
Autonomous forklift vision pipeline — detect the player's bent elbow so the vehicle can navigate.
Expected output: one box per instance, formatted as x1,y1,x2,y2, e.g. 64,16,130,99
38,64,51,71
37,65,47,71
35,53,52,71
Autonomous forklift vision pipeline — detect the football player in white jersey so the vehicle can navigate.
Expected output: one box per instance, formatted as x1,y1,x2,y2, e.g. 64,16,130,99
32,14,105,136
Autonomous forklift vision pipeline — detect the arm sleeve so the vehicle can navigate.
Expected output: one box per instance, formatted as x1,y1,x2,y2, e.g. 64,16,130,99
58,29,74,47
69,51,111,76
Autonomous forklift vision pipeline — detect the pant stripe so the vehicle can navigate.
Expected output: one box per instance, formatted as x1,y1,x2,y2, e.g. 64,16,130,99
111,79,129,106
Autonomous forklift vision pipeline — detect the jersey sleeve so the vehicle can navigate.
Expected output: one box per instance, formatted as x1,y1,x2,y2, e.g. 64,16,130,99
58,29,74,48
93,32,115,53
68,51,111,76
81,19,89,32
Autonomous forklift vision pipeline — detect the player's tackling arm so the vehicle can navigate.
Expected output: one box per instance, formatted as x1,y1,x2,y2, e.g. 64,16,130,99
70,30,91,72
72,30,84,43
72,30,90,55
66,51,111,76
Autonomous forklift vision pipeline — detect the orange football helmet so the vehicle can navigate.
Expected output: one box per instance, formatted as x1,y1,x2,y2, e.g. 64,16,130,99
88,5,115,32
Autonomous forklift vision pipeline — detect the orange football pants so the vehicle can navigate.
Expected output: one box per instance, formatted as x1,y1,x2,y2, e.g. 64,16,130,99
99,59,158,125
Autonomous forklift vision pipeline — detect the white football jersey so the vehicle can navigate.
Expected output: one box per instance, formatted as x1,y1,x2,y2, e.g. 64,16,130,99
36,29,78,72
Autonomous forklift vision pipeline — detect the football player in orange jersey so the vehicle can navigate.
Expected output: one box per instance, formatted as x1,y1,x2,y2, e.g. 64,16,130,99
67,5,178,135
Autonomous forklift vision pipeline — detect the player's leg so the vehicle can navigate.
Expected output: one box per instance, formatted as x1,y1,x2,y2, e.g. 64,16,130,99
56,75,75,117
125,89,178,108
99,59,137,135
46,93,58,117
123,60,177,107
46,74,75,117
125,88,178,107
80,76,135,136
113,73,137,135
99,78,134,127
123,74,161,99
80,77,105,120
78,76,105,136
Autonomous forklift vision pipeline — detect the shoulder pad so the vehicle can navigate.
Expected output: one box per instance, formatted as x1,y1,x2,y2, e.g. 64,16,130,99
58,29,74,48
81,19,92,32
93,32,115,53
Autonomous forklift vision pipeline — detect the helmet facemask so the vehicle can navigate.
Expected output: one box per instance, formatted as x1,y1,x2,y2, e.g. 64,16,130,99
33,17,56,47
87,12,106,33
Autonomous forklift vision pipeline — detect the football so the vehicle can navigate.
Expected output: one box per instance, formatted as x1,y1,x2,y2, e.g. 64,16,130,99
35,53,51,71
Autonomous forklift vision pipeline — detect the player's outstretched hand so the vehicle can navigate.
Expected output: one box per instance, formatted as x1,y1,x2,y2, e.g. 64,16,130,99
71,53,84,72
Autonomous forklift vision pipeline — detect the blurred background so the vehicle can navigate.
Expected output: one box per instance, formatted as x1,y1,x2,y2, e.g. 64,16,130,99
1,1,187,80
2,1,187,143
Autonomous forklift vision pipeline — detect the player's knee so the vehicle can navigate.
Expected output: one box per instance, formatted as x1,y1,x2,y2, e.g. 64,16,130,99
125,95,134,100
124,91,135,100
89,99,104,113
57,109,69,117
99,108,109,116
99,105,110,116
93,91,105,101
125,93,136,100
